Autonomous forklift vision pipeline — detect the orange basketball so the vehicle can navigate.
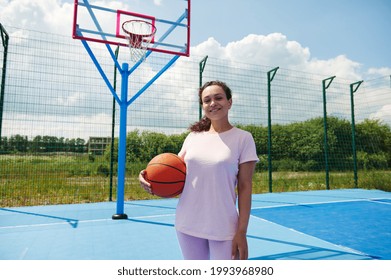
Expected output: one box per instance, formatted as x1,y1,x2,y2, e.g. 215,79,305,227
145,153,186,198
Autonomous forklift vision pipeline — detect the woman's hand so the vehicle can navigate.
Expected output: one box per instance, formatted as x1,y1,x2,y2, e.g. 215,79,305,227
139,170,153,195
231,230,248,260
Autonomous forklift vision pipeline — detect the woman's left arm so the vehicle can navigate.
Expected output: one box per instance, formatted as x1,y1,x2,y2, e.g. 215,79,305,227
232,161,257,260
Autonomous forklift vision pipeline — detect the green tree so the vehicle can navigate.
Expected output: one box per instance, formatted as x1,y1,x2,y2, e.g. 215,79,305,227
356,119,391,167
75,138,86,153
126,130,143,163
140,131,177,161
31,135,43,153
9,134,28,152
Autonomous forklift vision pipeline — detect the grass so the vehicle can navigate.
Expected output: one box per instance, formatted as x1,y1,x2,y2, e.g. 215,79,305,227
255,170,391,193
1,154,390,207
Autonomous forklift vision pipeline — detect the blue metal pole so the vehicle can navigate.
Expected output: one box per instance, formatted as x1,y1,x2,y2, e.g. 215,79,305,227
76,1,189,219
112,62,129,220
80,37,121,104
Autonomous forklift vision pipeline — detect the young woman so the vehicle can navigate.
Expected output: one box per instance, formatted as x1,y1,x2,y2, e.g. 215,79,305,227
139,81,258,260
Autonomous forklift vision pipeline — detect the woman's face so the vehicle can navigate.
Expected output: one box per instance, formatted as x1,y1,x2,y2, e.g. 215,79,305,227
201,85,232,121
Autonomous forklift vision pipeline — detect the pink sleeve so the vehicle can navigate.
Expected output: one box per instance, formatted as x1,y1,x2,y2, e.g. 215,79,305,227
239,133,259,164
178,133,191,160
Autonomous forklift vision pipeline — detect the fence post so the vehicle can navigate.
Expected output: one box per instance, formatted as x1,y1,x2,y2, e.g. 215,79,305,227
350,80,363,188
0,24,10,147
199,56,208,120
109,46,120,201
322,76,336,190
267,67,279,193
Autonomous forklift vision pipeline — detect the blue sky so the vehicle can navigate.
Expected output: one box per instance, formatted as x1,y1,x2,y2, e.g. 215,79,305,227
190,0,391,70
1,0,390,73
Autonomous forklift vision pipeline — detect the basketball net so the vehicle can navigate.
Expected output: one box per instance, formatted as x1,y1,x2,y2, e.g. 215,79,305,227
122,20,156,62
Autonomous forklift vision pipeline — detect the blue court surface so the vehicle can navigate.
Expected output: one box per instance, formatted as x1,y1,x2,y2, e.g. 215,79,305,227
0,189,390,260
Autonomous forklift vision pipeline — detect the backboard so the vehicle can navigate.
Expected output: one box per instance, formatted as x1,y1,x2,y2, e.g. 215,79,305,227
72,0,191,57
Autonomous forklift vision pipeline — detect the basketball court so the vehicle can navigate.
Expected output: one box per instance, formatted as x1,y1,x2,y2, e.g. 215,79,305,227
1,189,390,260
1,0,390,263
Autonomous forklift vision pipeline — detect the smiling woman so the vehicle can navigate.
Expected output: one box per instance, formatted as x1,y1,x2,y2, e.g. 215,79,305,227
200,82,233,133
139,80,259,260
189,81,232,133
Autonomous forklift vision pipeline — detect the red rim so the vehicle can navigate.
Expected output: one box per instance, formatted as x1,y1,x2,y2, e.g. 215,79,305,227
121,20,156,38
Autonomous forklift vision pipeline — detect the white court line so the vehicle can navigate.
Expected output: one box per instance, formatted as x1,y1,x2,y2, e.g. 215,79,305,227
2,198,389,229
369,199,391,205
0,218,111,230
251,197,391,210
0,214,175,230
249,214,372,258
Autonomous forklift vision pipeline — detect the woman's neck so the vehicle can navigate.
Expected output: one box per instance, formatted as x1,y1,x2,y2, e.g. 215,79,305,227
208,121,233,133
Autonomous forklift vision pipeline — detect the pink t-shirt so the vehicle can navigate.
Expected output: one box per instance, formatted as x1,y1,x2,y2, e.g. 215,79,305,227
175,127,259,241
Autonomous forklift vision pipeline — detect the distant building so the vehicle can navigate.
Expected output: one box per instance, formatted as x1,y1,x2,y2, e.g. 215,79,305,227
87,137,112,155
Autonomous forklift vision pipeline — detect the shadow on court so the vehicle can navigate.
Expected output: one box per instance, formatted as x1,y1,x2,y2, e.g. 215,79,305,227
0,208,79,228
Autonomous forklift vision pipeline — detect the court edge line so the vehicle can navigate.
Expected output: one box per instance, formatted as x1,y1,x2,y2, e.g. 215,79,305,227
251,197,391,210
0,214,176,230
2,197,389,230
249,215,373,259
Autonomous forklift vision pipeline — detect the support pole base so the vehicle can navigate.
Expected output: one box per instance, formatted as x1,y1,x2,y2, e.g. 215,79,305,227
112,213,128,220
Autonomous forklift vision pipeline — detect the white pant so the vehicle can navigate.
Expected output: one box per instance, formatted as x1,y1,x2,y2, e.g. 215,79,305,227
176,231,233,260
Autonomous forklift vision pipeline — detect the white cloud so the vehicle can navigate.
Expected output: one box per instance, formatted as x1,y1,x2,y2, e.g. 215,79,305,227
153,0,163,6
1,0,67,32
0,1,130,36
306,55,362,81
4,112,113,139
191,37,227,59
226,33,311,68
367,67,391,77
191,33,312,68
369,104,391,125
191,33,366,81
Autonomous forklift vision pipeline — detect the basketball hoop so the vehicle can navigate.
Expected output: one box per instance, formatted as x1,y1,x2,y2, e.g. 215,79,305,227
122,20,157,62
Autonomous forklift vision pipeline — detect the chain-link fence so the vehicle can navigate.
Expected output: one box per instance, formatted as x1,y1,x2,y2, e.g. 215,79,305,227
1,25,390,206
